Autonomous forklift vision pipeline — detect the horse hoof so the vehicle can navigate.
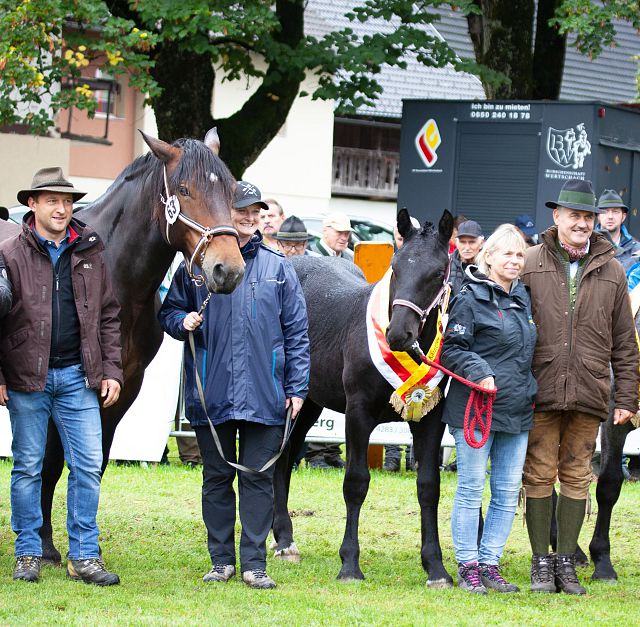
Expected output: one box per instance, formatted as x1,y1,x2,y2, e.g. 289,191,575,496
41,557,62,568
426,578,453,589
274,543,301,562
337,568,365,581
592,569,618,583
591,576,618,584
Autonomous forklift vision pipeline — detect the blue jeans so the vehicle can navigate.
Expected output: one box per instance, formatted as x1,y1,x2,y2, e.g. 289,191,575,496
450,427,528,565
8,364,103,559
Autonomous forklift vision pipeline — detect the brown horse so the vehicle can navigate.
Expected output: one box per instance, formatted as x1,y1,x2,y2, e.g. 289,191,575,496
0,129,244,562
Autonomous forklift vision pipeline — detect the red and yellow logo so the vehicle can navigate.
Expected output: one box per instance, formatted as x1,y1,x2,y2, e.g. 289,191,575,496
415,119,442,168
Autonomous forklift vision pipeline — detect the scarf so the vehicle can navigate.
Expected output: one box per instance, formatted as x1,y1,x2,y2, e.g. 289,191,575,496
366,268,450,421
559,239,588,262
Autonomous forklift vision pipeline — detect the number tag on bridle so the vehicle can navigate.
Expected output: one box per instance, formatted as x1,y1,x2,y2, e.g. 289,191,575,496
165,195,180,225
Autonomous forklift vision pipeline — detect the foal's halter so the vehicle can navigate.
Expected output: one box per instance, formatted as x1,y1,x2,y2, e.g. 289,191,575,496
392,260,451,332
161,165,239,285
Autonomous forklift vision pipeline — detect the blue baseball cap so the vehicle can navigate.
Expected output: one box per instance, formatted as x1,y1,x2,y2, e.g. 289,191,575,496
515,214,536,237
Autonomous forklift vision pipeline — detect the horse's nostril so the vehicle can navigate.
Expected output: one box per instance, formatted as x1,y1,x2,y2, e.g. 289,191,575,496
211,262,226,283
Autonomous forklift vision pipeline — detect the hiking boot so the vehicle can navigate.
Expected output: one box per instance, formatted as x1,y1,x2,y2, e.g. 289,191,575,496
242,569,276,589
203,564,236,583
555,554,586,595
324,454,346,469
383,457,400,472
479,563,519,593
306,457,333,469
13,555,41,582
530,554,556,593
457,562,487,594
67,558,120,586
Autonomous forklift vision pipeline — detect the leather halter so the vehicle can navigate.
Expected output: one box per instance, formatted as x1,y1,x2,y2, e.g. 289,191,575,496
161,165,239,285
391,260,451,331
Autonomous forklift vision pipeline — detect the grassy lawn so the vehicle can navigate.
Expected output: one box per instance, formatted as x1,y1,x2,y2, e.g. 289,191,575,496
0,449,638,626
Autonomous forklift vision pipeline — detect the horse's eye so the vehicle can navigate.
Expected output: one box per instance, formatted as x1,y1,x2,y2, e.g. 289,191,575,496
179,185,190,197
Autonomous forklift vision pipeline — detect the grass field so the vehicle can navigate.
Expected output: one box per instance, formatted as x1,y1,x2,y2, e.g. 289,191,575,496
0,449,638,626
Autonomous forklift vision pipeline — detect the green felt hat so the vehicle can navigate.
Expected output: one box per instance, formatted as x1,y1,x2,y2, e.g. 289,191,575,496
545,179,601,214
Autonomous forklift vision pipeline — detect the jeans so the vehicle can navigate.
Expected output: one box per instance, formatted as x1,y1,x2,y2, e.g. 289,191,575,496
8,364,103,559
195,420,284,571
450,427,528,565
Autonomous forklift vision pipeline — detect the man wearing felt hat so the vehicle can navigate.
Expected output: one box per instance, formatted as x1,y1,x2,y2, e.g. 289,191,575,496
596,189,640,272
274,216,318,258
520,178,639,595
0,167,123,586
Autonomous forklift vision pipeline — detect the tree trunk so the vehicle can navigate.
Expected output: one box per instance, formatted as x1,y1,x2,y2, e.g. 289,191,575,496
532,0,567,99
216,0,305,177
467,0,536,98
149,44,215,143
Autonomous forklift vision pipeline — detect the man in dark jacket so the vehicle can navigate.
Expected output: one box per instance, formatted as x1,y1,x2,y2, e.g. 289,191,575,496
159,180,309,589
450,220,484,296
597,189,640,272
521,179,639,595
0,167,122,585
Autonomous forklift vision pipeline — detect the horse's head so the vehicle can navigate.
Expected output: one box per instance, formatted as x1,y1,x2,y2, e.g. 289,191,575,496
386,208,454,351
141,128,245,294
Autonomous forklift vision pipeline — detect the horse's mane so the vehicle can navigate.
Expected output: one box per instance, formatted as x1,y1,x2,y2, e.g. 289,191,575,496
108,137,234,223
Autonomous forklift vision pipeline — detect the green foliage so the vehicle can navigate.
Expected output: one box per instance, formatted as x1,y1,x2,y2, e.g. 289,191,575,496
0,0,486,134
0,0,157,134
553,0,640,102
553,0,640,58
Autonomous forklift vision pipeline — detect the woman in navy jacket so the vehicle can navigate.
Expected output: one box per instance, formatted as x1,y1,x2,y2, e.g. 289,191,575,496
441,224,537,595
159,181,310,590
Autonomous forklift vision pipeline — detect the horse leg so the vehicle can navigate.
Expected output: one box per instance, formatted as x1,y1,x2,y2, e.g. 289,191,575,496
337,405,373,581
272,400,323,561
39,419,64,565
589,418,632,582
411,415,453,588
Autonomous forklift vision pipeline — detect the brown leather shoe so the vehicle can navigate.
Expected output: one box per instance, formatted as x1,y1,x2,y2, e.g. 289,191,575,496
67,558,120,586
13,555,41,582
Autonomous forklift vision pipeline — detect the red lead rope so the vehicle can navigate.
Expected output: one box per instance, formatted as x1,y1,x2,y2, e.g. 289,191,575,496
412,345,496,449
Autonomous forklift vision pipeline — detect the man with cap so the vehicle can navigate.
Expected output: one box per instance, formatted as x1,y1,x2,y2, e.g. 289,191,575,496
597,189,640,272
260,198,286,250
311,212,354,260
521,178,638,595
450,220,484,296
514,214,537,247
159,180,309,589
0,167,123,585
274,216,316,257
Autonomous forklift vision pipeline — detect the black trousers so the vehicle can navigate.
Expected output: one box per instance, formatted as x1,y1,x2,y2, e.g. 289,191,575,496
194,420,284,571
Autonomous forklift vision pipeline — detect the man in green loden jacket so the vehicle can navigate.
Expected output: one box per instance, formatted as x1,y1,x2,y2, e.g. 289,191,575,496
521,179,639,595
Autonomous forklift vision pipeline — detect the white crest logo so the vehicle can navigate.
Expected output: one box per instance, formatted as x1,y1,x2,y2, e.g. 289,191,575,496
546,123,591,170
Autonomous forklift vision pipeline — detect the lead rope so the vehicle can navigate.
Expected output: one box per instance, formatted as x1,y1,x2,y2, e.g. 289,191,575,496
187,290,294,474
412,343,496,448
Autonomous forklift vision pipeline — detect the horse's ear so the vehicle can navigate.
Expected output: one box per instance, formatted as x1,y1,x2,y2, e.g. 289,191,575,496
438,209,454,247
397,208,417,240
139,130,180,164
204,128,220,155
